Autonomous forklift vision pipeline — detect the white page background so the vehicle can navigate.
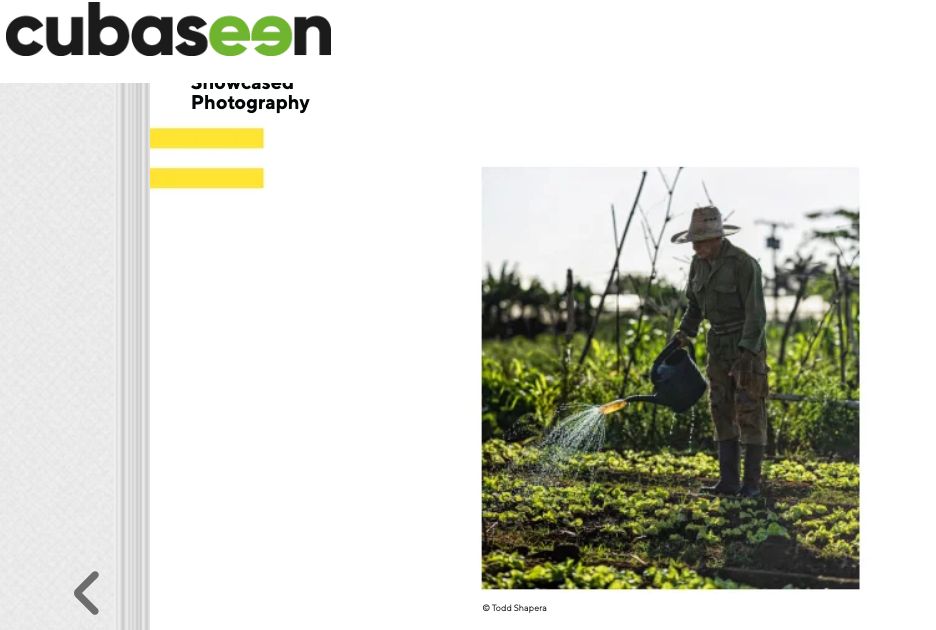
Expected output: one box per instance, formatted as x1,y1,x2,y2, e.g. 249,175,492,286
1,0,930,627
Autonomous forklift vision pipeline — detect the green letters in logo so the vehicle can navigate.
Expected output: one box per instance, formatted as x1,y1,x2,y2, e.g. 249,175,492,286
209,16,249,56
252,16,291,56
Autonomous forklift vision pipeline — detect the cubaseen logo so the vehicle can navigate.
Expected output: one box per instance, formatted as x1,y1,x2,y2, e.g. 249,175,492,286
5,2,331,56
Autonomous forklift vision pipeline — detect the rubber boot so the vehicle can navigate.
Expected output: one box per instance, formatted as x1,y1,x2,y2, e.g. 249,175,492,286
701,438,740,494
738,444,765,498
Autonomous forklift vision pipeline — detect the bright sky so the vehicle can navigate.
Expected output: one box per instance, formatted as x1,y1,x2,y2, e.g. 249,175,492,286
482,168,859,292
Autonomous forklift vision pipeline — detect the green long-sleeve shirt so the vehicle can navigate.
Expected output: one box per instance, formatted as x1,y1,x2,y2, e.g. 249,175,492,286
678,238,767,354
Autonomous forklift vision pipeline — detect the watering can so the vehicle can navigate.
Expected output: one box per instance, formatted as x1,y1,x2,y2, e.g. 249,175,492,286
602,339,707,414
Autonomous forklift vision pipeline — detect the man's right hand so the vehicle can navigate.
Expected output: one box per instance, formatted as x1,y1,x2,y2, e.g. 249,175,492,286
672,331,691,347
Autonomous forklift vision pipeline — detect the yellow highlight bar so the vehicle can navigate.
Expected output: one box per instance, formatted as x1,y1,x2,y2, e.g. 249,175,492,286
150,128,264,149
151,168,264,189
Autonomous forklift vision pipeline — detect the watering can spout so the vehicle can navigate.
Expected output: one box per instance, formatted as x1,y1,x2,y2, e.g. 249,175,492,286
598,399,628,415
598,395,663,415
623,394,662,406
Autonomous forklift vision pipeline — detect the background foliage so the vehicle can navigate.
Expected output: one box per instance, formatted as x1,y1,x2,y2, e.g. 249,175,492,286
482,304,858,459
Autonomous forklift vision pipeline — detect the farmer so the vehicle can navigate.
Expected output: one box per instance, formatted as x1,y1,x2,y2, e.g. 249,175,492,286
670,206,769,498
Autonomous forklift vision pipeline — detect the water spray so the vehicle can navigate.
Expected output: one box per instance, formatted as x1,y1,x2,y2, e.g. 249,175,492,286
534,340,708,478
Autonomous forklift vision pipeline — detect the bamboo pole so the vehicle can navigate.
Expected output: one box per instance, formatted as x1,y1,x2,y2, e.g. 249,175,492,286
833,265,847,389
776,289,840,451
577,171,647,366
620,167,683,396
792,288,839,390
778,256,814,365
611,205,622,382
841,259,858,388
565,268,575,344
560,268,575,406
851,287,859,386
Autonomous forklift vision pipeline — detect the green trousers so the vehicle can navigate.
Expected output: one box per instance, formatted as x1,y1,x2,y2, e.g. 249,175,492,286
706,330,769,446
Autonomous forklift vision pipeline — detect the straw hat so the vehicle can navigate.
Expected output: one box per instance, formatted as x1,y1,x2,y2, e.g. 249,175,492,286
670,206,740,244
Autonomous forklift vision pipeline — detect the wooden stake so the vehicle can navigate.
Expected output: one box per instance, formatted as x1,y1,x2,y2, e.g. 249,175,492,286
560,268,575,406
778,255,814,365
577,171,647,366
621,167,683,396
565,268,575,344
792,290,838,389
833,265,847,389
841,259,858,389
611,204,622,382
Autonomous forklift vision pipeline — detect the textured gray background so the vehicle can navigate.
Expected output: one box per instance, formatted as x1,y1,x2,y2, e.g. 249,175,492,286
0,84,118,628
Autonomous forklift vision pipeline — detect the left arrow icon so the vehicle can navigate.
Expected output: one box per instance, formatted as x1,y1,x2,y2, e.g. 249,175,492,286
74,571,99,615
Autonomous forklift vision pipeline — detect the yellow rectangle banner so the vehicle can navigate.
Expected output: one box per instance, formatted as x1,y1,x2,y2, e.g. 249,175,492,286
151,168,264,189
150,128,264,149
